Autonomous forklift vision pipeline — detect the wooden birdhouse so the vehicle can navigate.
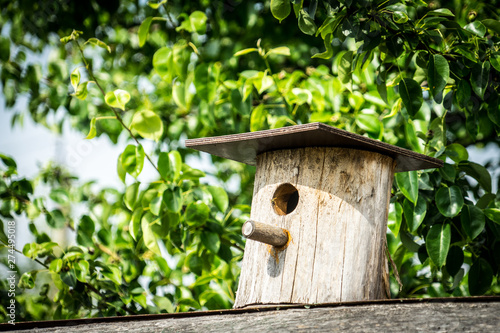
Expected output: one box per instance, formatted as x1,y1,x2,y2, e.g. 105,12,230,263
186,123,443,308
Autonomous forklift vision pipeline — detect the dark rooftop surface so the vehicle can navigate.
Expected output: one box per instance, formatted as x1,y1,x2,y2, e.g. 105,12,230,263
185,123,443,173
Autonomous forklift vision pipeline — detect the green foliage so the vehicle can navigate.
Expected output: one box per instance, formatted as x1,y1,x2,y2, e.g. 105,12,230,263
1,0,500,322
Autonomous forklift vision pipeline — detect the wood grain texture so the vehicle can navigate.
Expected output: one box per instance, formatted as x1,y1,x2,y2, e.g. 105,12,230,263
10,301,500,333
242,220,289,247
234,147,395,308
185,123,442,172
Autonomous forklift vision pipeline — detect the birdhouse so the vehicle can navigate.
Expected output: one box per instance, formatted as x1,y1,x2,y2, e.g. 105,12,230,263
186,123,442,308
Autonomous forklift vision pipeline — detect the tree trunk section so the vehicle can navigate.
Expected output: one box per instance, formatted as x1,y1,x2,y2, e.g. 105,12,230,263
234,147,395,308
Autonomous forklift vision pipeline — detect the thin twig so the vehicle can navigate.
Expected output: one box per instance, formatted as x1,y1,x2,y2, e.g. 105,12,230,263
385,242,403,292
263,57,291,113
73,39,166,182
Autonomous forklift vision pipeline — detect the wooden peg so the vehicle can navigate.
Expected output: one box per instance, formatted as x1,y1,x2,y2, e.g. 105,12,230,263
242,220,288,247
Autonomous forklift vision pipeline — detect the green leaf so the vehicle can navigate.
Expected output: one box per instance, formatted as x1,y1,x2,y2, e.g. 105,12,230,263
461,205,485,240
117,154,126,183
271,0,291,23
234,48,258,57
393,11,409,24
456,80,471,109
152,46,172,78
61,270,77,287
266,46,291,57
405,121,423,154
399,78,423,117
131,110,164,141
49,259,63,273
201,232,221,254
163,186,182,212
484,208,500,225
404,196,427,232
77,215,95,247
101,266,122,285
428,8,455,17
438,164,456,182
426,223,451,267
218,244,233,263
74,260,89,283
395,171,419,204
186,253,203,276
84,37,111,53
468,258,493,295
149,195,162,216
105,89,130,111
85,117,97,140
194,63,219,102
124,182,140,211
129,208,142,241
458,162,492,192
435,186,464,217
153,296,175,313
355,113,381,136
400,230,420,252
298,9,317,35
148,0,167,9
18,271,36,289
49,188,69,204
46,209,66,229
376,69,388,104
0,153,17,169
446,246,463,277
464,21,487,37
482,19,500,34
338,51,354,85
74,82,89,100
0,220,8,245
166,151,183,181
428,116,445,151
121,145,145,178
142,213,161,255
476,193,496,209
312,33,333,59
189,11,207,34
490,55,500,72
207,186,228,212
446,143,468,163
138,17,153,47
470,61,490,98
388,202,403,237
250,104,266,132
252,72,273,94
185,201,210,226
78,215,95,236
427,54,449,103
199,290,228,309
0,36,10,62
70,67,80,91
158,152,169,180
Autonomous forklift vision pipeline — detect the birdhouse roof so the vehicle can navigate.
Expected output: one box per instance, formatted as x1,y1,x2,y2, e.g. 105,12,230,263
185,123,443,172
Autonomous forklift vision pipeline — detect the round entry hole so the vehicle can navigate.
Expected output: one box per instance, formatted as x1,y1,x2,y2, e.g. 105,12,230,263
272,183,299,216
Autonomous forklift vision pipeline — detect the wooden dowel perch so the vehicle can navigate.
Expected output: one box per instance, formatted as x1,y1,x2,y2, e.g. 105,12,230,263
242,220,288,247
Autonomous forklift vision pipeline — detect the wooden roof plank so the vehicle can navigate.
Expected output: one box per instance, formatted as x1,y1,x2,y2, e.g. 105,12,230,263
185,123,443,172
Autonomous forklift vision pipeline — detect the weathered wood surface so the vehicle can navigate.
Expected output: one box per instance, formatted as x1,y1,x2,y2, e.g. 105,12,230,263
185,122,443,172
234,147,395,308
7,301,500,333
242,220,289,247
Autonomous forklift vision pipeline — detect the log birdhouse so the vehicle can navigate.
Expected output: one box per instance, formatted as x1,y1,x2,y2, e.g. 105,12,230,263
186,123,443,308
